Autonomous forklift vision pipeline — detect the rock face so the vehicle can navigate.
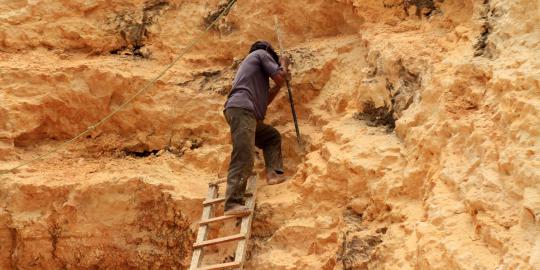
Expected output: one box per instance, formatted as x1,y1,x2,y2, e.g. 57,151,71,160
0,179,194,269
1,0,539,269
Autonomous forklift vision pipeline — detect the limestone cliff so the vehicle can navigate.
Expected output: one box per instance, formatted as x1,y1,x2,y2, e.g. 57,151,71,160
1,0,539,269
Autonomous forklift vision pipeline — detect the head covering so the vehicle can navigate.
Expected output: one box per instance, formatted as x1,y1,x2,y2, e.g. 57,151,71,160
249,41,280,66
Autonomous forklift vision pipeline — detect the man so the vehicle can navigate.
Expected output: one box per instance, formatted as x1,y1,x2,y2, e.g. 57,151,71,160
223,41,290,215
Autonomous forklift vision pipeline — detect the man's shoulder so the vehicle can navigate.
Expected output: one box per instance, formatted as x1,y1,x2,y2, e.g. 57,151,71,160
242,50,260,63
249,49,273,59
242,50,271,67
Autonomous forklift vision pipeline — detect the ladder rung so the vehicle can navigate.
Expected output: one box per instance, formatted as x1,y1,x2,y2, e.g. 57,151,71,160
202,193,253,206
193,234,245,248
203,197,226,205
198,261,241,270
209,179,227,186
199,212,250,225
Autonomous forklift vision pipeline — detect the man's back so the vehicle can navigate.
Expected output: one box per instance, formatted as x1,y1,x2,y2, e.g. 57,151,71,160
222,41,289,216
225,50,280,120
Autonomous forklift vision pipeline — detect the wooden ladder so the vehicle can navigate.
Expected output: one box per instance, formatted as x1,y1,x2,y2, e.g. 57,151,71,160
189,176,257,270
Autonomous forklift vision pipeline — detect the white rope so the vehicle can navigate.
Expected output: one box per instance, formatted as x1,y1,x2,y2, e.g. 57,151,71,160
0,0,238,176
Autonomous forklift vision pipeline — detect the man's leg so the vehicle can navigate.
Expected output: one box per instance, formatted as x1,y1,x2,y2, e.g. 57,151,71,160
255,122,285,183
224,108,256,213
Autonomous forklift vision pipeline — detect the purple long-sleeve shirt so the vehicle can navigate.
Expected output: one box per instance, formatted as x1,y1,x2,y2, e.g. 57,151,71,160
224,50,280,120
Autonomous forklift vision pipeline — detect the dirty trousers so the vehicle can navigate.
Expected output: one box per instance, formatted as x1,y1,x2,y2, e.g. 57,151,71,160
224,108,284,210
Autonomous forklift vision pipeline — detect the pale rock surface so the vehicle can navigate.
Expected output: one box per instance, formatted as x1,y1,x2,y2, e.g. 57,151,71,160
0,0,539,269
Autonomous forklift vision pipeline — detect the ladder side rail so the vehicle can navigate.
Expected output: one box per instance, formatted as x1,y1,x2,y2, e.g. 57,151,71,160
234,175,258,269
189,184,219,270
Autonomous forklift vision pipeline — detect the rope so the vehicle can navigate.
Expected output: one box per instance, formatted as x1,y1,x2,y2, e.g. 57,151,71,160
0,0,238,176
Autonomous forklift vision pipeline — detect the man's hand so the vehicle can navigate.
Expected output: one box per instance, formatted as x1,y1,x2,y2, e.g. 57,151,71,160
270,68,288,88
280,55,290,69
271,55,291,87
268,55,292,105
284,69,292,82
280,55,292,81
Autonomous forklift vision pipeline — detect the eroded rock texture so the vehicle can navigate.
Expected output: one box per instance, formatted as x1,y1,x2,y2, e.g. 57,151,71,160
1,0,539,269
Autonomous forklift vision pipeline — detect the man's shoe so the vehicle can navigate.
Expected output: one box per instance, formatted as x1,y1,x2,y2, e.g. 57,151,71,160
224,204,251,216
267,170,286,185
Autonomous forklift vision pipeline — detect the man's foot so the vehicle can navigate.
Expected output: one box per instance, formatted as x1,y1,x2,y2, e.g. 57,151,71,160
224,204,251,216
267,170,286,185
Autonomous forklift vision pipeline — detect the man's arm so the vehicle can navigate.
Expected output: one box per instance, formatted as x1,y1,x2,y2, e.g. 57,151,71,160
268,56,290,105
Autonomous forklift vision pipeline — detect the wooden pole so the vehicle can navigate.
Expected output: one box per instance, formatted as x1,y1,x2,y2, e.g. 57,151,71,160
274,16,303,150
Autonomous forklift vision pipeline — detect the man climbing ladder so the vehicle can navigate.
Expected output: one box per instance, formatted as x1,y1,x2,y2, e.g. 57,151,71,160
222,41,292,216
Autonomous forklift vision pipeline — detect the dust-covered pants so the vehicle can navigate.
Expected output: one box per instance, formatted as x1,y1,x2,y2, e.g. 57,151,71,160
224,107,284,210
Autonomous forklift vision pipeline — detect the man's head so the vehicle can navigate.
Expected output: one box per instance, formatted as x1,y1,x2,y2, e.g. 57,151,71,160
249,41,280,66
